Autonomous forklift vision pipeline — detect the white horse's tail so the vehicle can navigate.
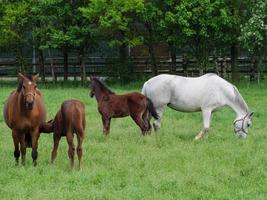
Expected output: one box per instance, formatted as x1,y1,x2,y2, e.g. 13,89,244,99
147,98,159,120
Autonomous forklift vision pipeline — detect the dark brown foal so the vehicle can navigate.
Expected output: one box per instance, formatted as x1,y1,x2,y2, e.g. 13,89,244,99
90,77,158,135
40,100,86,170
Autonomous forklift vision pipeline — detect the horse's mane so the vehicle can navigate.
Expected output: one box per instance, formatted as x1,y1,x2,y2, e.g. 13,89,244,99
93,77,115,94
233,86,249,113
17,75,33,92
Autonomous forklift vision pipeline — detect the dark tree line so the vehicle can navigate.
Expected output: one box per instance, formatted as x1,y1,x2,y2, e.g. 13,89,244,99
0,0,267,83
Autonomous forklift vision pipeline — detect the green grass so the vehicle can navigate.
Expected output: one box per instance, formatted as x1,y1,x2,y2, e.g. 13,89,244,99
0,80,267,200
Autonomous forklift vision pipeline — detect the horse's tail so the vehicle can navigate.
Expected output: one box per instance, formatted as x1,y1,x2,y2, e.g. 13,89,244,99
147,98,159,120
25,133,32,148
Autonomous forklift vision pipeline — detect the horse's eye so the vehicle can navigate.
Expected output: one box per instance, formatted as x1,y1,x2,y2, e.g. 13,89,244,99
22,85,25,89
34,86,37,89
247,124,251,127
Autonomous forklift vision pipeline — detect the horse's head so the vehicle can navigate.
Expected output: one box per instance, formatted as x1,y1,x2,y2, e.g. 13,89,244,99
18,73,39,110
233,112,253,138
89,76,96,98
40,119,54,133
89,76,114,99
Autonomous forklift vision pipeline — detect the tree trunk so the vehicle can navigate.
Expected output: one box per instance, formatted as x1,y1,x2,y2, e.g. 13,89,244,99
32,46,36,74
15,47,25,73
199,67,204,75
119,43,129,64
148,43,158,76
118,43,132,84
169,43,176,74
63,48,68,81
250,57,256,81
231,43,239,81
48,49,56,84
38,49,45,82
182,53,188,76
79,49,86,86
145,23,158,76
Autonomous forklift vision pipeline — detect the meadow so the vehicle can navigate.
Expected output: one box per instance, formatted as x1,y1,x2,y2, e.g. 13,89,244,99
0,79,266,200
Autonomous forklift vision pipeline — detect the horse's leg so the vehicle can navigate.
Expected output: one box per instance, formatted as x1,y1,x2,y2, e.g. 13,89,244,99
12,130,20,165
17,133,26,165
51,134,61,164
153,106,165,131
131,113,149,135
66,131,75,171
102,116,111,135
194,109,212,140
31,129,40,166
76,130,84,170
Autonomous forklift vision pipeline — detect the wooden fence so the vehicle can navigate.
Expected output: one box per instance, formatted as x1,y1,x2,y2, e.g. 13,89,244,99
0,56,266,78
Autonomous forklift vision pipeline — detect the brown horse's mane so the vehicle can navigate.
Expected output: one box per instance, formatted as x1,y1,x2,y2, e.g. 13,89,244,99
93,77,115,94
17,75,33,92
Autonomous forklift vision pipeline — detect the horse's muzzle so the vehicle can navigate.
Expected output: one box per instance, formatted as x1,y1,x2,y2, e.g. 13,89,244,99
26,101,34,110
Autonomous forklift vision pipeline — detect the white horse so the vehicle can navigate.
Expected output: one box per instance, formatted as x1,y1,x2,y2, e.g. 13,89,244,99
142,73,253,139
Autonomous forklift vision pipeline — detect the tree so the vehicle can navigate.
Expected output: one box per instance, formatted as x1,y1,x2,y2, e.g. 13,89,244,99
159,0,182,74
136,0,164,76
81,0,143,82
0,1,32,73
30,0,57,82
176,0,232,75
223,0,252,80
239,0,267,83
70,1,99,85
45,0,73,81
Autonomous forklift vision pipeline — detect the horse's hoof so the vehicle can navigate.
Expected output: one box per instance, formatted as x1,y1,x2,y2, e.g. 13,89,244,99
21,160,26,166
194,135,201,140
33,161,37,167
153,124,160,132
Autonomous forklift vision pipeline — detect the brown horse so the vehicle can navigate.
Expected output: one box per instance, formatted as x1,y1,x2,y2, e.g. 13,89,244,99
3,73,46,166
89,77,159,135
40,100,85,170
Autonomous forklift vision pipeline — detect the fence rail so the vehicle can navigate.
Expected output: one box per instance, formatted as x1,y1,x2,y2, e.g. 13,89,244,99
0,56,266,78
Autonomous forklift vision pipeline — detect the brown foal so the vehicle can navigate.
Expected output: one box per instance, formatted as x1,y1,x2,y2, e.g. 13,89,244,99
40,100,85,170
90,77,158,135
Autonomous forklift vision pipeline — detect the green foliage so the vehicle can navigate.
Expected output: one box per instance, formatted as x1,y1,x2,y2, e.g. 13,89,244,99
175,0,232,69
81,0,144,47
136,0,163,44
0,0,267,79
0,1,30,48
0,0,33,71
239,1,267,55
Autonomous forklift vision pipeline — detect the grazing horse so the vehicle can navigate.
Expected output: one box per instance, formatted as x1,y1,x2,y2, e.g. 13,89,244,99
40,100,85,170
3,73,46,165
142,73,253,139
89,77,159,135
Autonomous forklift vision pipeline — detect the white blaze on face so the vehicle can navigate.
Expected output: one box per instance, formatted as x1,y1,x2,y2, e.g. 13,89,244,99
28,81,33,85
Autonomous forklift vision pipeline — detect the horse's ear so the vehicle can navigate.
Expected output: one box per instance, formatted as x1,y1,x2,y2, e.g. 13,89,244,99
33,73,39,82
249,112,254,118
18,73,25,80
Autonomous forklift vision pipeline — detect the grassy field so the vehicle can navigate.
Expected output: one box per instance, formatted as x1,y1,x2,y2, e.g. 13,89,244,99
0,80,266,200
